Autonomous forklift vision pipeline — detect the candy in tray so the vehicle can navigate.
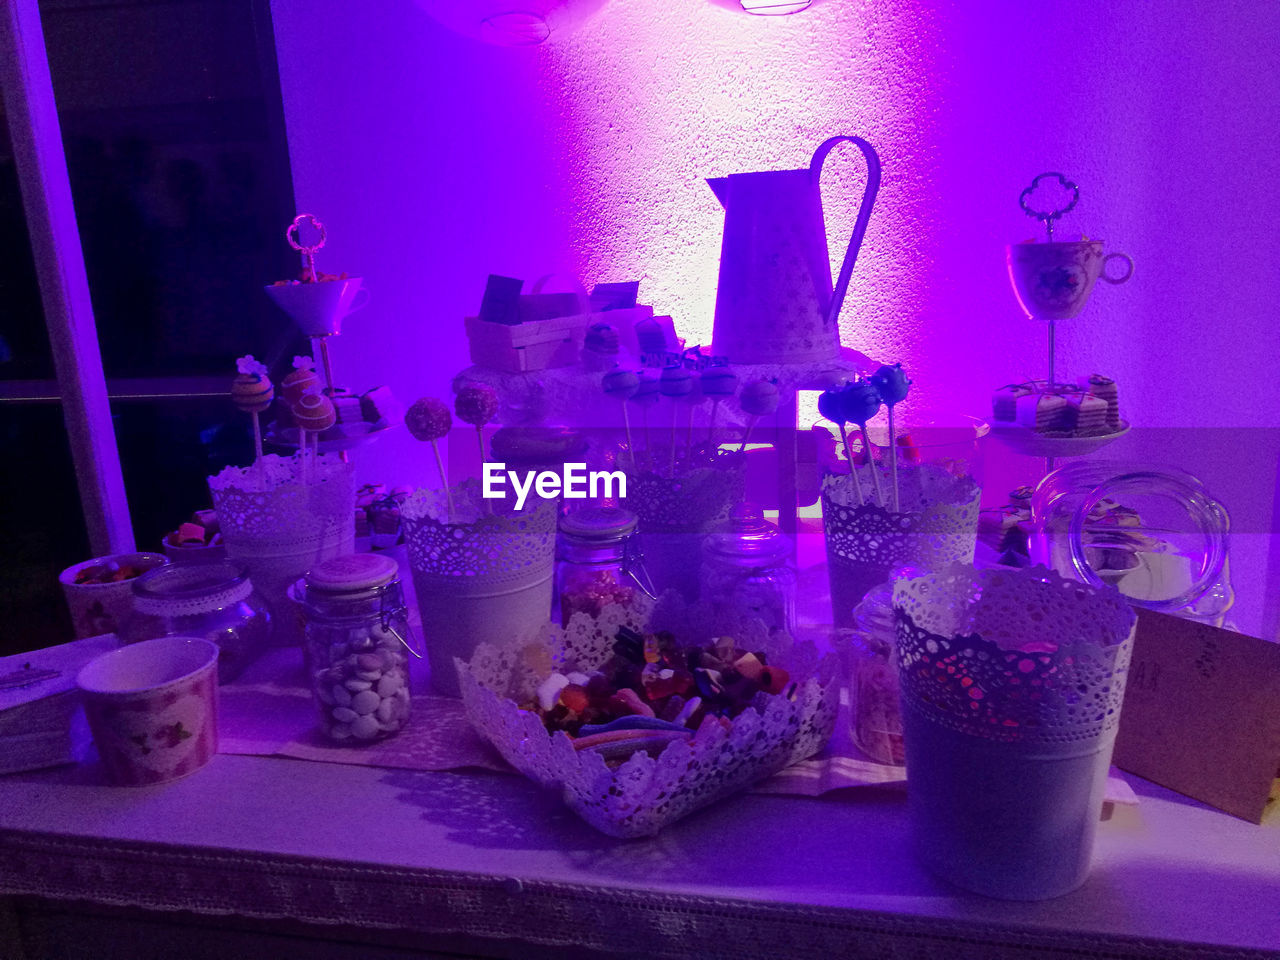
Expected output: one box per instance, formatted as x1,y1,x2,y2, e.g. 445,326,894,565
456,592,839,838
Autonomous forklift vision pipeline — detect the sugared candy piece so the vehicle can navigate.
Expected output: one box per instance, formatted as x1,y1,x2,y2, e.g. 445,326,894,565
659,363,694,397
293,393,336,432
739,379,780,416
601,368,640,399
282,355,320,404
840,380,882,425
700,364,739,398
454,383,499,426
405,397,452,441
870,363,912,405
537,673,571,712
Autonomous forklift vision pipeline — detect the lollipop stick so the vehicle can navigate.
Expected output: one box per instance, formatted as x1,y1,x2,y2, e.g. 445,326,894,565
738,415,759,454
620,402,636,472
837,424,865,506
250,411,263,463
475,425,486,465
708,399,720,447
685,404,695,457
859,423,885,508
887,405,900,513
300,431,310,487
642,407,652,470
430,438,454,521
669,405,679,477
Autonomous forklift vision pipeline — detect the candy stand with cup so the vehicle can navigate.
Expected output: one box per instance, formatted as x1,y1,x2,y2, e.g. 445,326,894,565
992,173,1135,469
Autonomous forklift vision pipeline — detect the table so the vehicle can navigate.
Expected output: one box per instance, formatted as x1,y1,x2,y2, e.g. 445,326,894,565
0,746,1276,959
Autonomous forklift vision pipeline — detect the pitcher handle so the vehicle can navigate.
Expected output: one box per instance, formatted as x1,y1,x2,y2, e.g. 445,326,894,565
810,136,882,331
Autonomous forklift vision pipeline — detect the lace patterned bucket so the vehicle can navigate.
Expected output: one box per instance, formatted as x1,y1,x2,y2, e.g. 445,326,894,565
401,480,557,697
821,463,980,627
625,449,746,601
893,564,1136,901
208,454,355,646
455,591,840,838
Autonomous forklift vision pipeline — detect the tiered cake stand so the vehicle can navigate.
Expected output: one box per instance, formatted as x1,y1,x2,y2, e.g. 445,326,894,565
990,174,1133,472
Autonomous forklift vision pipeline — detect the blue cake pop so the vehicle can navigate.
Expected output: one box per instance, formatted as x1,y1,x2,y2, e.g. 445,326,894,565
840,380,883,425
870,363,912,405
818,386,866,505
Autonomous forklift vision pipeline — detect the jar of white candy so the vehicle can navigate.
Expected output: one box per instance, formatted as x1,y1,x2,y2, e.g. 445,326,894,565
293,553,418,742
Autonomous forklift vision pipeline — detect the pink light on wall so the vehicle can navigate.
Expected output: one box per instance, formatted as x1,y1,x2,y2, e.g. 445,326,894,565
531,1,946,400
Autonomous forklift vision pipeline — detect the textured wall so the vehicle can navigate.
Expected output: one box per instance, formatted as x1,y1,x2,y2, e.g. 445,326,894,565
271,0,1280,633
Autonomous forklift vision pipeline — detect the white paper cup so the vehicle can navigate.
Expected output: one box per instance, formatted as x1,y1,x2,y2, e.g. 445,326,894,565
77,637,219,786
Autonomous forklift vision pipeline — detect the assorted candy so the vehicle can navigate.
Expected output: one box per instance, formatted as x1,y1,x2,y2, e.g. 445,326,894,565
164,509,221,551
527,628,794,764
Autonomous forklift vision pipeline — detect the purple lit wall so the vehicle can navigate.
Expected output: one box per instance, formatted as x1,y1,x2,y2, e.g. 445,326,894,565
270,1,1280,636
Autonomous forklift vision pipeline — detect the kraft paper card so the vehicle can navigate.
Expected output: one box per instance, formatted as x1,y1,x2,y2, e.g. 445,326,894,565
1113,609,1280,823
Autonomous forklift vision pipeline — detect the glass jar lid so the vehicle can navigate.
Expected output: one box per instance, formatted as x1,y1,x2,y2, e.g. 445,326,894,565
703,504,790,565
558,506,638,543
131,560,253,616
305,553,399,598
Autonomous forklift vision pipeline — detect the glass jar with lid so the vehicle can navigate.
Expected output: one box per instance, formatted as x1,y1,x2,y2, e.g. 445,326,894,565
121,560,270,683
700,505,795,633
556,507,654,623
291,553,418,742
1030,461,1233,624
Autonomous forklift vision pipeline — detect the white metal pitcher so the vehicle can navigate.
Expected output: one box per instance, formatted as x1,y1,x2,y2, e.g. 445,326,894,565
708,136,881,366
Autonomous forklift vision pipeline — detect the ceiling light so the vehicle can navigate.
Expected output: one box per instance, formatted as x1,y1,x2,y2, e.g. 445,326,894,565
740,0,812,14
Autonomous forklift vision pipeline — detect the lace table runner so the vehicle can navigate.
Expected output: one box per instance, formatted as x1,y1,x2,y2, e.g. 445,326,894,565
217,650,1137,804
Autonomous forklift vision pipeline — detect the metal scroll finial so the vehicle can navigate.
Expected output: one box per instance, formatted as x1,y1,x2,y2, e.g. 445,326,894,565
286,213,327,283
1019,172,1079,242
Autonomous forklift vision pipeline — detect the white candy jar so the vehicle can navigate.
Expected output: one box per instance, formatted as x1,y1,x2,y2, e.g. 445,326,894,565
292,554,419,743
700,506,795,634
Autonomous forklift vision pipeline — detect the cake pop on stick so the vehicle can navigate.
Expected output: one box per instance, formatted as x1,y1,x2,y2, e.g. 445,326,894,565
659,363,694,475
406,397,454,521
631,372,661,470
817,386,864,506
840,379,885,508
293,392,335,487
870,363,912,513
602,368,640,471
738,379,780,453
455,383,499,466
231,355,273,468
282,354,320,404
700,362,738,449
